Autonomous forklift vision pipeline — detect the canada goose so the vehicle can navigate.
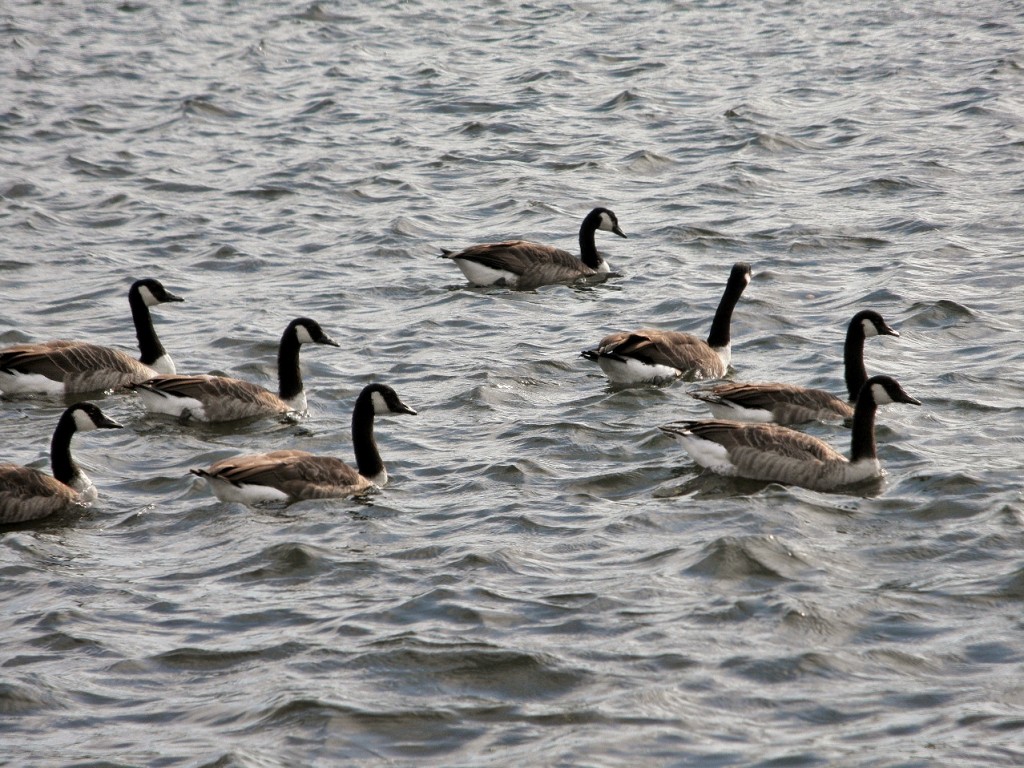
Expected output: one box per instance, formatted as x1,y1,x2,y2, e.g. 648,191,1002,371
191,383,417,504
0,278,184,395
659,375,920,492
133,318,340,422
581,262,751,385
440,206,627,290
690,310,900,424
0,402,123,524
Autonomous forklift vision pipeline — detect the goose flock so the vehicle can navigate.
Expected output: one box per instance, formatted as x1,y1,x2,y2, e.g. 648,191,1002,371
0,207,922,523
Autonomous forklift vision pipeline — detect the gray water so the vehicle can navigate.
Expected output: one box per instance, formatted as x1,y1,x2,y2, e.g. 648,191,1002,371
2,1,1023,765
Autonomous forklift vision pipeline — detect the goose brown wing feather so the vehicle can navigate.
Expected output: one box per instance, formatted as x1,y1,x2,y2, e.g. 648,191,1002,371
695,382,853,422
597,329,719,372
680,420,847,463
199,451,369,498
1,341,150,385
138,374,289,417
445,240,580,273
0,465,82,523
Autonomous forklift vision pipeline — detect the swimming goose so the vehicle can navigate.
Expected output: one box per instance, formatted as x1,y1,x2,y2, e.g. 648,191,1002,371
581,262,751,385
0,402,123,524
191,383,417,504
0,278,184,395
133,318,340,422
441,206,627,290
690,310,900,424
659,375,920,492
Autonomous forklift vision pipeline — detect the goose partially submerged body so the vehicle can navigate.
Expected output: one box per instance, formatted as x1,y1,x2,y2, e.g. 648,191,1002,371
582,262,751,385
690,310,900,424
191,383,417,504
0,278,183,396
441,207,626,290
659,375,921,492
0,403,123,524
133,318,339,422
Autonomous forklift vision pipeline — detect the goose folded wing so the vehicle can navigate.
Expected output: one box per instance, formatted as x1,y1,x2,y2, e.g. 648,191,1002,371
683,421,847,463
598,330,709,368
140,374,279,407
448,241,576,273
209,451,364,497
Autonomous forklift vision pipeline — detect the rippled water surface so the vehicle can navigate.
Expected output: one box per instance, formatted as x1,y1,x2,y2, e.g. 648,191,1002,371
2,1,1024,765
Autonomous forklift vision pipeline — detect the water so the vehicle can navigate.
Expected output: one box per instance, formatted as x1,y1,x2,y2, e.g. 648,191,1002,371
2,0,1023,764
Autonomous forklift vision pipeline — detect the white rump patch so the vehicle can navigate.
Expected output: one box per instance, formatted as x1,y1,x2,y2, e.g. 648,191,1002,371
204,476,290,505
137,389,209,421
597,356,680,386
674,434,738,475
701,400,776,423
0,370,66,395
451,258,520,288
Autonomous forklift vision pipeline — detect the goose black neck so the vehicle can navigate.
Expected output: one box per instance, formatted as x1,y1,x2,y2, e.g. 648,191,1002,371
578,216,601,269
352,392,384,480
706,268,748,350
849,391,879,462
277,327,304,401
843,321,869,401
129,288,167,366
50,411,80,487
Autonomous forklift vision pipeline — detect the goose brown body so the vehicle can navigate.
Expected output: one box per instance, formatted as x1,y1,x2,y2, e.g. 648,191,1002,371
660,375,921,492
0,403,123,524
583,262,752,384
0,278,183,395
134,318,339,422
690,310,900,424
191,383,417,504
442,207,626,290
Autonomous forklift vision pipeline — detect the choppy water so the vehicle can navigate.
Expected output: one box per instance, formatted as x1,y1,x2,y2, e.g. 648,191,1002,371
2,1,1023,765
